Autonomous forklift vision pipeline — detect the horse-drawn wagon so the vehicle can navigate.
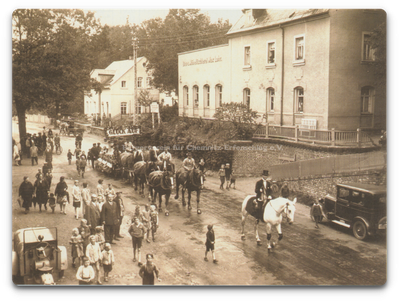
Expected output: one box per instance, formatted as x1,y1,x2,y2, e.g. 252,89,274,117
60,120,85,137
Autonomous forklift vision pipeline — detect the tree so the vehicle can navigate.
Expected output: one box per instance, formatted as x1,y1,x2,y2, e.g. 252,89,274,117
370,21,386,93
12,9,103,142
213,102,261,140
134,9,231,93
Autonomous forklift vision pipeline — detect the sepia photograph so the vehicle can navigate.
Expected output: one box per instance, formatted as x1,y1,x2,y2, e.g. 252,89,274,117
9,1,392,292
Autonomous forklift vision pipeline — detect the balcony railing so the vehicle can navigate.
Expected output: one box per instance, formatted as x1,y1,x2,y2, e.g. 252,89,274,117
253,124,373,147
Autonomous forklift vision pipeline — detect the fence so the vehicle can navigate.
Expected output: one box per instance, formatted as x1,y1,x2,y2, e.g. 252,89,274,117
253,124,373,147
25,114,52,124
268,151,386,181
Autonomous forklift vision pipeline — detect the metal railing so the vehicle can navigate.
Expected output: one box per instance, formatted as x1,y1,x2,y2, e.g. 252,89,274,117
253,124,373,147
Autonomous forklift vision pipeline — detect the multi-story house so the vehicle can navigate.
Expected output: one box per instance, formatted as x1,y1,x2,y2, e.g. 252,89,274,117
178,9,386,131
84,57,160,119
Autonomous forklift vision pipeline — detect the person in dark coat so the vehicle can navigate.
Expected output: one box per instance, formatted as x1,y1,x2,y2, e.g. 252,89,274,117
139,254,161,285
54,176,69,214
113,192,124,240
19,176,34,214
100,194,119,244
34,174,49,212
84,194,101,235
254,170,272,210
204,224,218,263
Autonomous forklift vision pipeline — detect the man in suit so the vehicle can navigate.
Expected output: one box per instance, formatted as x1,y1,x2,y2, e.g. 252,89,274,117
113,191,124,240
254,170,272,210
101,194,119,244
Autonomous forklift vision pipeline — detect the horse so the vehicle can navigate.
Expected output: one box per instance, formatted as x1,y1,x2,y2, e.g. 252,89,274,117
148,170,174,215
174,168,204,214
241,195,297,249
132,160,160,196
120,151,137,183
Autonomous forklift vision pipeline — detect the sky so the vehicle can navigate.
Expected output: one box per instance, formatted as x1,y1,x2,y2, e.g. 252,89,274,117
89,9,244,27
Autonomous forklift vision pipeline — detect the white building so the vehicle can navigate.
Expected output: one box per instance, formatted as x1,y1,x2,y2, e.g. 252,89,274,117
84,57,160,119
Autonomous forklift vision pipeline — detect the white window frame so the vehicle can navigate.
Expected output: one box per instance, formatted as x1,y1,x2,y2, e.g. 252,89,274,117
293,34,305,66
266,40,276,67
121,80,127,88
362,32,375,62
244,45,251,68
361,86,374,114
215,84,223,108
267,88,275,112
183,86,189,106
146,77,151,88
137,77,143,88
294,87,304,113
243,88,251,108
203,85,210,108
193,85,199,107
121,102,127,115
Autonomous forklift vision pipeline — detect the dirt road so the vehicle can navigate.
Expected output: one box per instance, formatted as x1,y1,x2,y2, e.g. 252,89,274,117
12,122,386,286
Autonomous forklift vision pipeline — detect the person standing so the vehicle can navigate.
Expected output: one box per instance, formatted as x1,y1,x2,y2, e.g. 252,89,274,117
54,176,69,214
67,149,73,165
48,193,56,213
44,169,52,189
149,205,159,242
311,199,323,229
84,194,101,235
79,154,87,178
19,176,34,214
69,228,84,268
72,180,82,219
139,254,161,285
218,164,226,190
30,143,38,166
76,155,81,177
128,217,145,265
100,194,119,244
142,204,151,243
113,192,124,240
44,146,53,169
75,133,83,149
204,224,218,263
101,243,115,282
104,183,115,197
81,182,91,216
76,257,95,285
85,236,103,285
97,179,105,204
225,163,232,190
34,174,49,212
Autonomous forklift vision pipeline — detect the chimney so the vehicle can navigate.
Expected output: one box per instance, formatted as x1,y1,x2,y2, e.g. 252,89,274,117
252,9,266,19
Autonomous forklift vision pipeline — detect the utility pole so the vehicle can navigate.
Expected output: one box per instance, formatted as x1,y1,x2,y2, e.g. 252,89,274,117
132,37,138,126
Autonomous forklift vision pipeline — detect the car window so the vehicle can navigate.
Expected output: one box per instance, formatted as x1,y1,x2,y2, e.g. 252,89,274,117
351,191,365,206
338,188,350,200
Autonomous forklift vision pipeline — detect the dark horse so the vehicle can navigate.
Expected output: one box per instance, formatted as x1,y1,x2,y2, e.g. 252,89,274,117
174,168,204,214
148,170,174,215
132,160,159,196
120,151,137,183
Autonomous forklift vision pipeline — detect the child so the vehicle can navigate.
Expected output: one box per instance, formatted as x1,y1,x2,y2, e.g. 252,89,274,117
142,204,151,243
128,217,145,266
78,219,91,254
69,228,84,268
218,164,225,189
101,243,115,282
311,199,323,229
48,193,56,213
149,205,159,242
225,163,231,190
204,224,218,263
94,226,105,251
67,149,73,165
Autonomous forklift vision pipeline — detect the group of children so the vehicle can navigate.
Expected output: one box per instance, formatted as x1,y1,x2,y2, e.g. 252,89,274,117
218,163,235,190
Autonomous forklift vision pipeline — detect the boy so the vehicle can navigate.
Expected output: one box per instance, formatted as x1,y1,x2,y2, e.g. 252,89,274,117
218,164,225,190
128,217,145,266
48,193,56,213
101,243,115,282
204,224,218,263
311,199,323,229
67,149,73,165
76,257,95,285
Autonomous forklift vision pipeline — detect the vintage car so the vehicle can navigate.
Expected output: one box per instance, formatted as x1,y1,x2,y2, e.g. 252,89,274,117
12,227,68,285
318,183,386,240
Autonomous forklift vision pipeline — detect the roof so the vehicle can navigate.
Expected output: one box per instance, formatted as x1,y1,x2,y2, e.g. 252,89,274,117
227,9,330,36
338,183,386,195
93,57,145,86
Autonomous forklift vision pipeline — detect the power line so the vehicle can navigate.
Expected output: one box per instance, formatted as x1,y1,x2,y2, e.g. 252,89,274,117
137,28,229,42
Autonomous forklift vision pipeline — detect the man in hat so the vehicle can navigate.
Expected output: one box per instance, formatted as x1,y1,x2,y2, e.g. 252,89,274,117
113,192,124,240
101,194,119,244
254,170,272,210
85,194,101,235
19,176,34,214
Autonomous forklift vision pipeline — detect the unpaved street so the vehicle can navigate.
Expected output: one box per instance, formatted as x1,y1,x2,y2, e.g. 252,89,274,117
12,122,386,286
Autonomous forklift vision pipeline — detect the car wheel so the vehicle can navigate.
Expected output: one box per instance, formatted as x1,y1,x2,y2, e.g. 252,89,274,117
352,220,367,240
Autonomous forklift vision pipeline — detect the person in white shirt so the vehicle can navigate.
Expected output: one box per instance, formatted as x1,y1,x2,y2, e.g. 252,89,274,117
76,257,95,285
101,243,115,282
86,235,103,284
72,180,81,220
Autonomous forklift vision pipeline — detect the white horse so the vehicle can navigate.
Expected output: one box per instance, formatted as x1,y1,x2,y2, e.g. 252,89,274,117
241,195,297,249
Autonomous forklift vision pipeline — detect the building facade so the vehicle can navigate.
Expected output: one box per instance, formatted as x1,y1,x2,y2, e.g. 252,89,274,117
84,57,160,119
178,9,386,130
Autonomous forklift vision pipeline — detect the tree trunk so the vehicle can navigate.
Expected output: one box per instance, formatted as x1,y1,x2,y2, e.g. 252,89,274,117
17,107,27,152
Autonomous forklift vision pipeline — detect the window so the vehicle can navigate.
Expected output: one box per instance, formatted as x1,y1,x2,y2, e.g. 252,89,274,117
267,41,276,64
294,35,305,63
137,77,143,88
361,86,374,113
121,81,126,88
215,84,223,107
294,87,304,113
203,85,210,107
183,86,189,106
243,88,251,108
193,85,199,107
146,77,151,88
338,188,350,200
121,102,127,115
362,33,375,61
267,88,275,112
244,46,251,66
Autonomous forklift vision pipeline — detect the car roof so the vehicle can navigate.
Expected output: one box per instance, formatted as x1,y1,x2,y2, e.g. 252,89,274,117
338,183,386,195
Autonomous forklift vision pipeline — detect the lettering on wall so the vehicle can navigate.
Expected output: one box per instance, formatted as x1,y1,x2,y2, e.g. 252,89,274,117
183,56,223,67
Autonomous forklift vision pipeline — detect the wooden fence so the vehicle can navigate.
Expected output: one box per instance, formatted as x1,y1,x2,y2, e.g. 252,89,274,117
253,124,373,147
